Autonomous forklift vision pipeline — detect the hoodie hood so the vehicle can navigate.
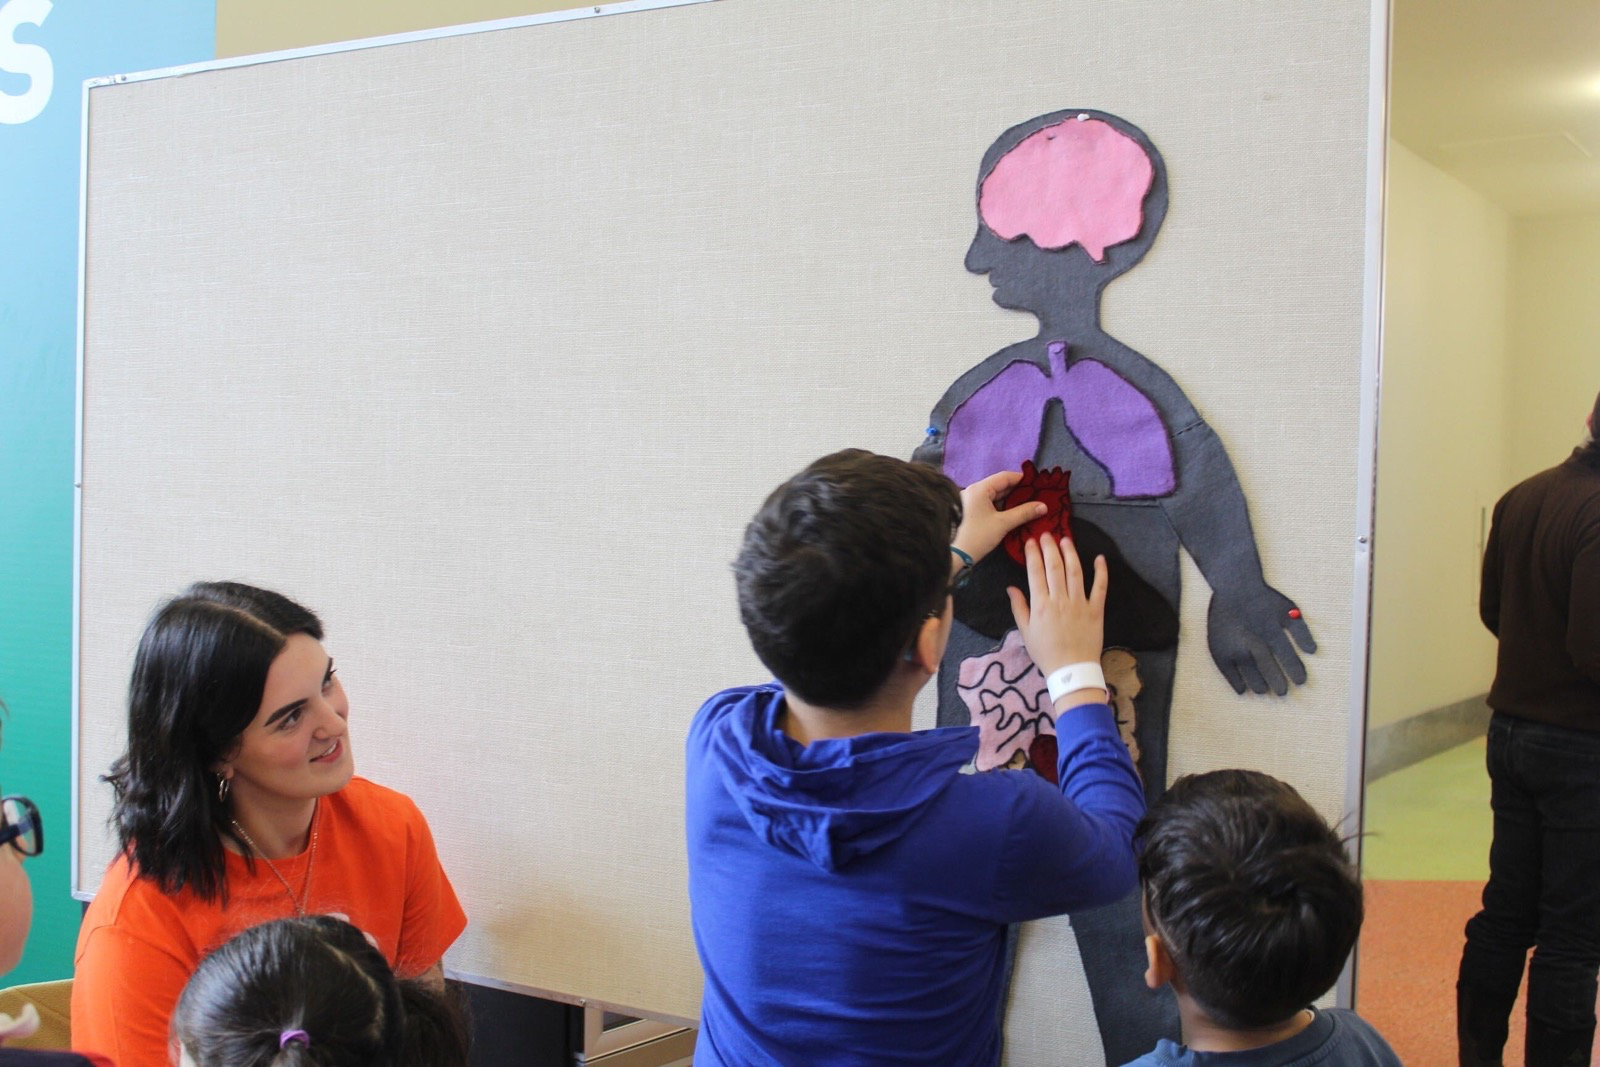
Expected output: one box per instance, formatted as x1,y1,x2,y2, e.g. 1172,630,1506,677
707,686,978,872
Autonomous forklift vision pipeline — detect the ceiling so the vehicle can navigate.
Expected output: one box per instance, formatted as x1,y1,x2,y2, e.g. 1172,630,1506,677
1391,0,1600,216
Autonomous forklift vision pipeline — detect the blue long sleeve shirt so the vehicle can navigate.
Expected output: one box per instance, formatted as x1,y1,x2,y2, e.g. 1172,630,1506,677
685,683,1145,1066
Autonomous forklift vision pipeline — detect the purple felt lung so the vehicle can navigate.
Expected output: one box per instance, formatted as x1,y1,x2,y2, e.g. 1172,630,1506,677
944,341,1175,497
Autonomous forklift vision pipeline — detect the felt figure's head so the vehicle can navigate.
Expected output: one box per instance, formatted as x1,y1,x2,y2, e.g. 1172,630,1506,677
735,450,961,709
967,110,1168,314
106,581,329,902
0,710,34,976
173,915,470,1067
1137,769,1362,1031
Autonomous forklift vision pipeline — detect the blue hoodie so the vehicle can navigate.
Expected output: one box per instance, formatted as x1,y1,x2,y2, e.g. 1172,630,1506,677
686,683,1145,1066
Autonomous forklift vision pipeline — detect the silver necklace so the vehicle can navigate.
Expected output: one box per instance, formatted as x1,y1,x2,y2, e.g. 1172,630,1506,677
229,800,320,917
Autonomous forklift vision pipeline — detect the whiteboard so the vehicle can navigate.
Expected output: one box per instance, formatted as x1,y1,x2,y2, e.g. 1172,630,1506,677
76,0,1381,1047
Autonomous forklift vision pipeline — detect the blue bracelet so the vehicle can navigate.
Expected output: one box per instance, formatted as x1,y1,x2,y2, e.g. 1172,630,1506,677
949,545,975,568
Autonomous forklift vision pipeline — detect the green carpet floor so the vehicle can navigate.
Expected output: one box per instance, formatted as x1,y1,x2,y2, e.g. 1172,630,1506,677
1361,735,1491,882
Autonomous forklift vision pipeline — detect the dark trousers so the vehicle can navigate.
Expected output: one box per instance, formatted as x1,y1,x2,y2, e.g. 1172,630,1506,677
1458,713,1600,1067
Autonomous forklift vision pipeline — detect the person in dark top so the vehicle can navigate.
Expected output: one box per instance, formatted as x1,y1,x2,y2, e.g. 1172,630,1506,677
1459,391,1600,1067
1122,769,1399,1067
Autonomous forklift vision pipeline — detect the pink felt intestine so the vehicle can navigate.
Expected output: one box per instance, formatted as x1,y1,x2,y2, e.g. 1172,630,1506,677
957,630,1053,772
977,118,1153,262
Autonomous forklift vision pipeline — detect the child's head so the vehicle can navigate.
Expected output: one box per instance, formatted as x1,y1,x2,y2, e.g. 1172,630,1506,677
1137,769,1361,1030
734,449,961,709
172,915,469,1067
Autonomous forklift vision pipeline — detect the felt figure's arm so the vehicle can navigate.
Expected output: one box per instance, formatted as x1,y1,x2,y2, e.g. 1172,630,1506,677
1479,497,1504,638
952,469,1049,566
1160,421,1316,695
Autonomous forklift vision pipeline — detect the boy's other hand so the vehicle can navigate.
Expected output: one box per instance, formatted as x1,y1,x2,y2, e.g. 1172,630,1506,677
952,469,1048,564
1006,533,1107,677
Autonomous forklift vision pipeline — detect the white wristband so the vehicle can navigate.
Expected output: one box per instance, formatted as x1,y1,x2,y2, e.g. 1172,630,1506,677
1046,661,1106,704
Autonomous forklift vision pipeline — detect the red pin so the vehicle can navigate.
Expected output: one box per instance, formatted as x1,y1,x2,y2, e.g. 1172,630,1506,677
1287,608,1302,620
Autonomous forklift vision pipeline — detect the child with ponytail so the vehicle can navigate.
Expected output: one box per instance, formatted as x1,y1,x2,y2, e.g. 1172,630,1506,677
171,916,468,1067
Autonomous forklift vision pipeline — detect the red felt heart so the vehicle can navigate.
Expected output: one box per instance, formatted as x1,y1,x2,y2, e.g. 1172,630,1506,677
1001,461,1073,565
1027,733,1059,785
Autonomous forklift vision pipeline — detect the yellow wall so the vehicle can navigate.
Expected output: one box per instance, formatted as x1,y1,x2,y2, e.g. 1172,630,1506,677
1368,142,1508,730
217,0,587,57
1508,213,1600,482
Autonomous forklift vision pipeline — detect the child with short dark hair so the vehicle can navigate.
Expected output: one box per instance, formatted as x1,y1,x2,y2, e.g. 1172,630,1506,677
686,449,1146,1066
1127,769,1399,1066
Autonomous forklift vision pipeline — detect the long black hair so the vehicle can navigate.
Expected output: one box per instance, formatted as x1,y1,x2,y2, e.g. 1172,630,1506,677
104,582,322,902
172,915,470,1067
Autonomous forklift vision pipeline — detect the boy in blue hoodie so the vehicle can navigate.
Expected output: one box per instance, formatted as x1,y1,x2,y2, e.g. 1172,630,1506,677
686,449,1146,1066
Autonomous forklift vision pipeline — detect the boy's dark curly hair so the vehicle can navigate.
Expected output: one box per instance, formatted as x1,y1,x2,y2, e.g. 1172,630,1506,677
1137,769,1362,1029
734,449,961,709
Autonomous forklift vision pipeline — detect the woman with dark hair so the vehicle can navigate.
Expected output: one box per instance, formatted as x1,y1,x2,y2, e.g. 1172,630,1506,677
172,915,469,1067
71,583,467,1067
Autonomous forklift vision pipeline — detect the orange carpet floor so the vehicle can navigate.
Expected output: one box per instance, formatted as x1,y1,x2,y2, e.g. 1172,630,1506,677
1359,879,1600,1065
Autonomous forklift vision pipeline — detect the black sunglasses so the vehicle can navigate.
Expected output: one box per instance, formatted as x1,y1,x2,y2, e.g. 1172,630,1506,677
0,793,43,857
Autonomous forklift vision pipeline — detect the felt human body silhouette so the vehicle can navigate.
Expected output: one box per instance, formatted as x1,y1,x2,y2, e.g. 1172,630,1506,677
914,109,1316,1065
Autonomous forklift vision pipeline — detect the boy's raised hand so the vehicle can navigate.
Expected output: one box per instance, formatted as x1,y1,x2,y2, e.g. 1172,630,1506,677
952,469,1048,564
1006,533,1108,679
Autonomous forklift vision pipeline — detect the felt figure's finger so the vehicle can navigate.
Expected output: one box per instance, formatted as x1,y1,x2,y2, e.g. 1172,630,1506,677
1254,647,1289,697
1217,656,1248,695
1265,629,1308,687
1007,586,1030,631
1287,614,1317,654
1238,655,1269,695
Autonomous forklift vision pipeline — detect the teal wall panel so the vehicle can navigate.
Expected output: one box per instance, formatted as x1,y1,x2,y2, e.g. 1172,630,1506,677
1,0,213,984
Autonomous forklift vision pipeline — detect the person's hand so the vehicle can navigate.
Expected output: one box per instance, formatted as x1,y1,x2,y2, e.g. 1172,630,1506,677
1006,532,1108,678
953,470,1048,565
1205,585,1316,695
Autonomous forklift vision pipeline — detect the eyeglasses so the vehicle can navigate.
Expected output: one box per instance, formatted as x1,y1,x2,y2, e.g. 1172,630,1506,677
0,793,42,857
923,563,975,620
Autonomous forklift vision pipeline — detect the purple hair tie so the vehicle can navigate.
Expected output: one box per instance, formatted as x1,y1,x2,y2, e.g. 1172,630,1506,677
279,1029,311,1050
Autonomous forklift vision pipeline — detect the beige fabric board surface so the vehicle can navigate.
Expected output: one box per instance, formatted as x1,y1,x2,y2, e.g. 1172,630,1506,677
77,0,1378,1056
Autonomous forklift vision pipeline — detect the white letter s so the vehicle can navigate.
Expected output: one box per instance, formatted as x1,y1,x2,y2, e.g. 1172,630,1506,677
0,0,54,126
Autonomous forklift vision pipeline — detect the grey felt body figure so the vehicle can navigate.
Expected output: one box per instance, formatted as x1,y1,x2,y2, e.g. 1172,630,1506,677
913,109,1316,1066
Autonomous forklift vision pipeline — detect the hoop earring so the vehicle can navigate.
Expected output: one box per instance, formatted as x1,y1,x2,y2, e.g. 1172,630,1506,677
217,774,231,804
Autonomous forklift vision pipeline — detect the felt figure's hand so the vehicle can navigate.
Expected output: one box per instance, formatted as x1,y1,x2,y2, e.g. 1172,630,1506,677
1205,586,1317,696
953,469,1048,565
1000,461,1073,566
1006,532,1108,677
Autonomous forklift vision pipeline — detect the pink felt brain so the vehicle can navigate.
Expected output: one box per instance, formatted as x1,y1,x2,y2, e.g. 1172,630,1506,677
978,117,1154,262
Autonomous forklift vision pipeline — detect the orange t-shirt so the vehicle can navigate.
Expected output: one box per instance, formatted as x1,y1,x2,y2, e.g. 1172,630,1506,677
71,777,466,1067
